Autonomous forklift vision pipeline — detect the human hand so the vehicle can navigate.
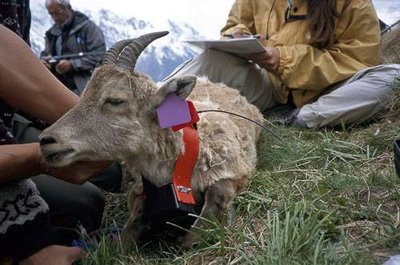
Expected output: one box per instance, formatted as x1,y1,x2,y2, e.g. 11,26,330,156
223,29,258,39
231,29,246,38
46,160,111,185
55,59,73,74
19,245,85,265
247,47,280,74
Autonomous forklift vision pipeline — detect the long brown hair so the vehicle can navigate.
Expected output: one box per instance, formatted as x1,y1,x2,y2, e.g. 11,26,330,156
307,0,339,48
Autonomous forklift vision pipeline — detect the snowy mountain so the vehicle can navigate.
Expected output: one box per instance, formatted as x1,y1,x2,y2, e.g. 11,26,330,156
30,4,202,81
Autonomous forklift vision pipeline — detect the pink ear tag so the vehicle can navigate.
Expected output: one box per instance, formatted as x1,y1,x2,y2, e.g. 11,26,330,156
157,93,191,128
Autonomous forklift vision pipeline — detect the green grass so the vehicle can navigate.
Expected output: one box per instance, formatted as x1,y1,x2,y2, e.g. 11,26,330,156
82,78,400,265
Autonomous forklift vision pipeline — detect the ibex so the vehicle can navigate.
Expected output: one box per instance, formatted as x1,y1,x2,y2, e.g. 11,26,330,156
39,31,263,248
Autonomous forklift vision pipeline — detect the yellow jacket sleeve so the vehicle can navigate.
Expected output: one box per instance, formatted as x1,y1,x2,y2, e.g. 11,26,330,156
220,0,256,37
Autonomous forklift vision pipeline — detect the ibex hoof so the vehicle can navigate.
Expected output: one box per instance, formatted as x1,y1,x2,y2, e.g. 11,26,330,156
180,233,200,249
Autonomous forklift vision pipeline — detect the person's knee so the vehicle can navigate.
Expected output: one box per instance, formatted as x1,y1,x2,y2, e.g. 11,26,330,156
50,186,105,245
71,184,105,232
365,64,400,83
383,63,400,71
33,175,105,233
89,162,123,193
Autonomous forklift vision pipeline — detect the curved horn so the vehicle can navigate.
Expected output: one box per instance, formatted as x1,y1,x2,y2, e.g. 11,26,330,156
116,31,169,70
101,39,133,65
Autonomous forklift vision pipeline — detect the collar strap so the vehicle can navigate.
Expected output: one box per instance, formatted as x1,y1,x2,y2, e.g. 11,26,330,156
172,101,199,205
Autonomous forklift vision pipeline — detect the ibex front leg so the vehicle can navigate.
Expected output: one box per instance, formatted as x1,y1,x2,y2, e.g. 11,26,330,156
180,178,242,249
121,177,146,249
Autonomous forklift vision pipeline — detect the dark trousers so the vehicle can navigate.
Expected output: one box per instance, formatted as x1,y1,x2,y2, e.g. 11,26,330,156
12,114,122,245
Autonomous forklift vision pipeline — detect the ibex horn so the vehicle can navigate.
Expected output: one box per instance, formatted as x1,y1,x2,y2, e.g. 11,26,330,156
101,39,133,65
116,31,169,70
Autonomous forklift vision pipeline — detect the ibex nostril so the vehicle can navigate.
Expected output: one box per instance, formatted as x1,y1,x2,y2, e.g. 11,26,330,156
39,136,57,146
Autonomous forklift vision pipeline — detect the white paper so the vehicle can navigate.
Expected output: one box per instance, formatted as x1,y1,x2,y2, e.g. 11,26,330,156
184,37,265,57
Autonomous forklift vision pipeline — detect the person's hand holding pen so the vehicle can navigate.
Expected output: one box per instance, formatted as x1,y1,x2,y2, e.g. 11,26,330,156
222,29,261,39
222,29,280,74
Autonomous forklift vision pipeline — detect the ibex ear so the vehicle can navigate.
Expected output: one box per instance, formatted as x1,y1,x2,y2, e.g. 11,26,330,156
153,76,197,107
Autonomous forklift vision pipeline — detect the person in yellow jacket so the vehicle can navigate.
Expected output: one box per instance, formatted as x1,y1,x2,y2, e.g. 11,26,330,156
166,0,400,128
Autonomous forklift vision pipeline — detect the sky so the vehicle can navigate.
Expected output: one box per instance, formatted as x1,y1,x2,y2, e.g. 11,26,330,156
30,0,400,39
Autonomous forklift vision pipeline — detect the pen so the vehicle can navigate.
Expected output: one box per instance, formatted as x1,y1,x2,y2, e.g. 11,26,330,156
222,33,261,39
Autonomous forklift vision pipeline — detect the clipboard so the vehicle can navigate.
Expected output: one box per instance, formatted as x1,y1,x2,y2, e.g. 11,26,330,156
184,37,265,57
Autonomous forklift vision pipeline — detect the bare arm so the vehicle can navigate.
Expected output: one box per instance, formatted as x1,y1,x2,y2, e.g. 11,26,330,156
0,26,108,184
0,142,109,184
0,143,44,183
0,25,77,183
0,25,78,124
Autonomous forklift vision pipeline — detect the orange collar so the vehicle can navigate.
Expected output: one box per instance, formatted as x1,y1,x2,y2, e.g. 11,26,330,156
172,101,199,205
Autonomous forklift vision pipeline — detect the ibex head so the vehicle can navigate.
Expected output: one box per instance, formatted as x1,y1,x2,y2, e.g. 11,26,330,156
39,31,197,167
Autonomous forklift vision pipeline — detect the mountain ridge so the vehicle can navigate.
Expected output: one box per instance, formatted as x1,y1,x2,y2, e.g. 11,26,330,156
30,4,201,81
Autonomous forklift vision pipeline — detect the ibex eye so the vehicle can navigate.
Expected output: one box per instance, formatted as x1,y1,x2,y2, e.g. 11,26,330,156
105,98,125,106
